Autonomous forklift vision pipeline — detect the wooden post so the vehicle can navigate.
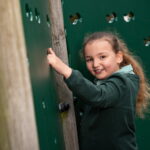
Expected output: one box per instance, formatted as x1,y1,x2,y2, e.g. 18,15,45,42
0,0,39,150
48,0,79,150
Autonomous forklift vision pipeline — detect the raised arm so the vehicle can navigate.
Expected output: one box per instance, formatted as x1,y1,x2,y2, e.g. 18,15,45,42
47,48,72,78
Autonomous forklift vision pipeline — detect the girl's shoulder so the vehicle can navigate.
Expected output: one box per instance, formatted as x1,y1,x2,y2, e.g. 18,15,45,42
110,72,139,79
107,72,139,87
95,72,139,86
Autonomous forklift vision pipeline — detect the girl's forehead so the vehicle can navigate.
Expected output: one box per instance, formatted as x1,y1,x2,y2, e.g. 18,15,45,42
84,49,115,58
85,40,113,51
85,39,112,48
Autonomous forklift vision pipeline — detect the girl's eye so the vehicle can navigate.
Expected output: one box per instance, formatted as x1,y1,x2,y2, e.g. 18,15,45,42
86,58,93,62
99,55,106,59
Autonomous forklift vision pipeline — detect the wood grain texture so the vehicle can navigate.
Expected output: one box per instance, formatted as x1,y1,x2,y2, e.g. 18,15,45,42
0,0,39,150
48,0,79,150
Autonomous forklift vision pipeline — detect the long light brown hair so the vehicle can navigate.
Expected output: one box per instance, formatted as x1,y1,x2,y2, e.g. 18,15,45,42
82,31,150,118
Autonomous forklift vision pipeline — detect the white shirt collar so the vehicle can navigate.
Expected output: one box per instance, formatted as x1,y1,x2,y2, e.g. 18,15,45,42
115,64,135,74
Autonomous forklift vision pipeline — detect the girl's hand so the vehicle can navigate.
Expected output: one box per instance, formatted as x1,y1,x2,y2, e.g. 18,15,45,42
47,48,59,66
47,48,72,78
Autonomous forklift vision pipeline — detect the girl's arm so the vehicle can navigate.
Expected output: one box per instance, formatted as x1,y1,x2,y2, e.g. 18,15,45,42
47,48,131,108
47,48,72,78
64,70,130,108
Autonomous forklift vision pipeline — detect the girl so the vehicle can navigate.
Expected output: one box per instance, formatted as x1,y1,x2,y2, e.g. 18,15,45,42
47,31,150,150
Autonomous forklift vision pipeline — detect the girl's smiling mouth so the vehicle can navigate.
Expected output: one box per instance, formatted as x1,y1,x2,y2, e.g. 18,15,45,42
93,69,104,74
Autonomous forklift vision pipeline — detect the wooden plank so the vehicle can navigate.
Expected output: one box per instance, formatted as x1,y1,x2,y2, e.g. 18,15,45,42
48,0,79,150
0,0,39,150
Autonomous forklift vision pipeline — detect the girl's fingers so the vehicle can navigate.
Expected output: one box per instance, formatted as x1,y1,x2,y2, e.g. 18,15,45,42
47,48,51,55
49,48,55,54
47,48,54,55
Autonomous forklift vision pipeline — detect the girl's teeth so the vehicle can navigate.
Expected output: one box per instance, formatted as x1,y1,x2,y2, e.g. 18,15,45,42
95,70,101,73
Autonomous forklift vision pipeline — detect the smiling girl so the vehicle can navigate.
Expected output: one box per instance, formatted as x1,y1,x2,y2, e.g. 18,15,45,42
47,31,150,150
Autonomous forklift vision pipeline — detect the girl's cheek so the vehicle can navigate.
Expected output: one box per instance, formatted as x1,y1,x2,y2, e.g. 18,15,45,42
86,62,90,68
86,65,91,71
86,64,92,71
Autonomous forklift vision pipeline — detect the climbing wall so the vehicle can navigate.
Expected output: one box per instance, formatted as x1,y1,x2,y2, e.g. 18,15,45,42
62,0,150,149
20,0,65,150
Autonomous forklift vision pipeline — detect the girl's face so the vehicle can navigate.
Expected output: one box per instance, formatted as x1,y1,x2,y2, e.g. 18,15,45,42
84,39,123,79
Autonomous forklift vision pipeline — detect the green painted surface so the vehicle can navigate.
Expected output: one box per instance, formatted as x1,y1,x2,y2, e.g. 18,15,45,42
20,0,65,150
62,0,150,149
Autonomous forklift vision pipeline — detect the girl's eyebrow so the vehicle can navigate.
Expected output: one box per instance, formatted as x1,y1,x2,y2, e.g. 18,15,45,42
85,56,92,58
85,52,107,58
85,52,108,58
85,55,91,57
97,52,107,55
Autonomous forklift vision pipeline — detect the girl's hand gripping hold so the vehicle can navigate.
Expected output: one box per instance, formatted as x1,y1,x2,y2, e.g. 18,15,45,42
47,48,72,79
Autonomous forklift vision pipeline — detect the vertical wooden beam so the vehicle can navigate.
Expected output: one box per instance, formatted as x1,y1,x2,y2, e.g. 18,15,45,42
0,0,39,150
48,0,79,150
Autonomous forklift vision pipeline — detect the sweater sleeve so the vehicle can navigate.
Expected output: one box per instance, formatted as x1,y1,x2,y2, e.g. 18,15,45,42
64,70,127,108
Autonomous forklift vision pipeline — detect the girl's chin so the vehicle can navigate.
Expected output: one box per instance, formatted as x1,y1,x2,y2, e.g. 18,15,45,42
95,74,108,80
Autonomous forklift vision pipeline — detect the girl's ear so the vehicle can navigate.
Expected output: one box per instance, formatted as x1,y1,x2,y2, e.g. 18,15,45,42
116,51,123,64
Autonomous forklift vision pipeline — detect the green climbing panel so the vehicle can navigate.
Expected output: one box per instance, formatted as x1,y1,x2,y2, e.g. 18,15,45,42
62,0,150,149
20,0,65,150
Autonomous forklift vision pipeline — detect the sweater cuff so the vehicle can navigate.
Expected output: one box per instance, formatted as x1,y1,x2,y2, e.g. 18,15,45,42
64,70,80,87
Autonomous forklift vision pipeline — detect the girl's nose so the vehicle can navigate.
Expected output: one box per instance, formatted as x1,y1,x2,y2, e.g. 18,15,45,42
93,59,100,67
